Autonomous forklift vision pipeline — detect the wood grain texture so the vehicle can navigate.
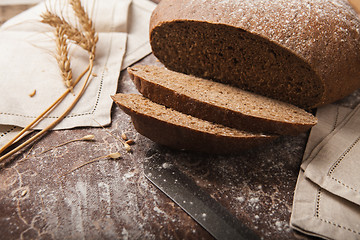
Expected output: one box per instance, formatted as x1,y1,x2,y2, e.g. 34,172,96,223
0,2,360,240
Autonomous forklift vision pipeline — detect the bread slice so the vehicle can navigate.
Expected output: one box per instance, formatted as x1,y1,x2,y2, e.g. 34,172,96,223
111,93,276,154
128,65,317,136
150,0,360,108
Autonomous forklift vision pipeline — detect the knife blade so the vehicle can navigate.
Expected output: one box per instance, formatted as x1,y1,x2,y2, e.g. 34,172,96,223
143,152,259,240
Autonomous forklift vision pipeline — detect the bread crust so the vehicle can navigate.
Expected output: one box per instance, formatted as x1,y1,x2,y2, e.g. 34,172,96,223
112,93,276,154
150,0,360,108
128,65,317,136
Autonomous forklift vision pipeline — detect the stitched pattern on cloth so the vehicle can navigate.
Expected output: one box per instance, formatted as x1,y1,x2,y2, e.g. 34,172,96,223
332,105,340,131
315,189,360,235
0,65,106,120
326,135,360,193
328,135,360,175
0,126,17,139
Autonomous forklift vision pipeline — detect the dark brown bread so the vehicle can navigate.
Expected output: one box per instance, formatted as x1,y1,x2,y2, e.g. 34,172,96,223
111,93,276,154
128,65,317,135
150,0,360,108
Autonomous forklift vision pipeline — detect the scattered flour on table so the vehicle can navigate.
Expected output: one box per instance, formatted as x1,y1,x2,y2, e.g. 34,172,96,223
161,162,172,169
153,206,165,215
249,197,259,204
236,196,245,202
123,172,135,180
122,228,129,240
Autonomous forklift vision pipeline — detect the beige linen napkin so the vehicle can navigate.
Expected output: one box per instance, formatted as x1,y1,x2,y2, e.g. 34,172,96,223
0,0,42,5
301,104,360,205
0,0,156,70
0,0,132,32
0,0,156,148
122,0,156,70
291,104,360,240
0,0,129,130
0,126,24,149
0,30,127,129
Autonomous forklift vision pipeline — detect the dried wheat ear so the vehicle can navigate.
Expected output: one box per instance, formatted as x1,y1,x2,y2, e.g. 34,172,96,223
0,0,98,164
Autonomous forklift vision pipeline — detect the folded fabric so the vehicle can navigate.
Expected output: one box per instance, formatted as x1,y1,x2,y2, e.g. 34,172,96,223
291,104,360,240
1,0,132,32
122,0,156,69
0,0,156,148
302,104,360,205
0,0,156,70
0,125,24,148
0,0,42,6
302,105,353,162
291,171,360,240
0,30,127,130
0,0,129,130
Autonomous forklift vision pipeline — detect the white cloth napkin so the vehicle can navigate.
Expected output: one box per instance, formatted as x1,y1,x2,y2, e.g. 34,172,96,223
291,104,360,240
0,0,156,148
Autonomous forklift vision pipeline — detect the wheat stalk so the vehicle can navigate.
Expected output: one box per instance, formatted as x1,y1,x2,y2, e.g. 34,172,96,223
36,134,95,156
59,152,121,178
0,58,94,165
0,1,98,165
0,69,88,157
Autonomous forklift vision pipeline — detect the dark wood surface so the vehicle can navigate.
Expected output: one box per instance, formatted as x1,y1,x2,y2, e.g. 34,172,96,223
1,1,360,240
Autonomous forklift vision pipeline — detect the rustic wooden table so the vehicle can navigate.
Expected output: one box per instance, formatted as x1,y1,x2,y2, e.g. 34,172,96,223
1,1,359,240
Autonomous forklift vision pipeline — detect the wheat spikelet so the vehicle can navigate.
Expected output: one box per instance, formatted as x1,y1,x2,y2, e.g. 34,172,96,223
41,11,90,51
0,0,99,163
55,26,73,91
69,0,98,55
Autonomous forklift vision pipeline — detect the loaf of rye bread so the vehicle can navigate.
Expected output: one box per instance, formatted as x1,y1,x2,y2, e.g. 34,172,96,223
112,93,276,154
128,65,317,136
149,0,360,108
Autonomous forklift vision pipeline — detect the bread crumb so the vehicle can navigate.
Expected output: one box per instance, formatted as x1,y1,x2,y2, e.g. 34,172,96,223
29,90,36,97
125,139,135,145
21,190,28,197
121,132,128,141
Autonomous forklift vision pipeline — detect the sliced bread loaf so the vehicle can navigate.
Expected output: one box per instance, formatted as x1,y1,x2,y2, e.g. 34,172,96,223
111,93,276,154
150,0,360,108
128,65,317,136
